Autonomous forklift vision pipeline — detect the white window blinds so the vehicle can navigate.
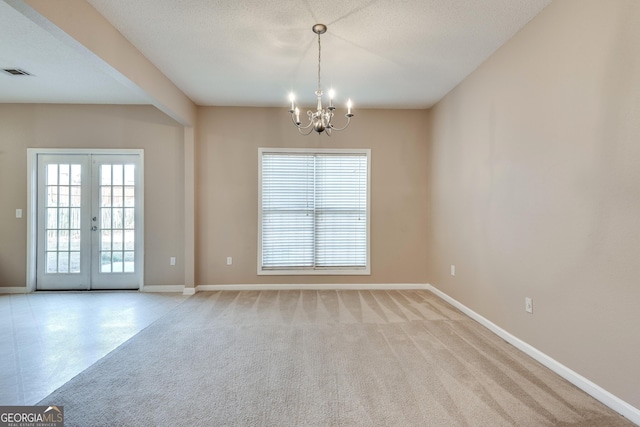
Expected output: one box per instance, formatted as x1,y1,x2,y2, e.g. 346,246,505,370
260,150,369,273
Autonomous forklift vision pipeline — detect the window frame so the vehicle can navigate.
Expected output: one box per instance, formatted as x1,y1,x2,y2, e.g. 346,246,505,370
257,147,371,276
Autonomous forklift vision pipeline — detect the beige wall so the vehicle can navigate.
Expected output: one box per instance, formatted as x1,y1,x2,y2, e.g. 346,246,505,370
2,0,638,413
426,0,640,409
0,104,185,288
196,107,429,285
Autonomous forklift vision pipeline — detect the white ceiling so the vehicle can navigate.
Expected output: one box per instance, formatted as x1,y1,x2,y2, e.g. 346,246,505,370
0,0,551,109
0,0,145,104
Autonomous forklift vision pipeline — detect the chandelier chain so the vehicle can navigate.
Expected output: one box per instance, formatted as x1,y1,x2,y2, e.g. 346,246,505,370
317,32,321,93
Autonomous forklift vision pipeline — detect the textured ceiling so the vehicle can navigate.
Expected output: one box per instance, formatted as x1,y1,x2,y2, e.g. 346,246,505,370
0,1,145,104
0,0,552,108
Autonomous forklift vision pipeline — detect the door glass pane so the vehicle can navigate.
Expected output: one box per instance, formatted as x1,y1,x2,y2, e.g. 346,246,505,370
59,164,69,185
47,230,57,251
101,187,112,207
99,162,136,274
101,165,111,185
112,252,123,272
101,208,111,229
124,208,135,229
70,230,81,251
59,208,69,229
124,165,135,185
71,164,82,185
113,165,123,185
113,230,123,251
113,186,123,207
59,186,69,206
101,230,112,250
58,230,69,251
124,187,135,207
47,208,58,229
58,252,69,273
100,252,111,272
70,208,81,229
47,252,57,273
47,186,58,206
70,252,81,273
44,162,82,275
113,208,123,229
47,165,58,185
71,186,81,206
124,230,135,250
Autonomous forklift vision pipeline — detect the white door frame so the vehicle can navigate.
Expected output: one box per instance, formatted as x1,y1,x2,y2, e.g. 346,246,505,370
27,148,145,292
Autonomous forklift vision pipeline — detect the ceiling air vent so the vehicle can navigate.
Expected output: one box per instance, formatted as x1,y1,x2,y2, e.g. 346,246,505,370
2,68,32,76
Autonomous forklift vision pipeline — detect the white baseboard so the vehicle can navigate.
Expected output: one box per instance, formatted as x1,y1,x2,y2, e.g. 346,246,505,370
0,287,28,294
196,283,429,292
141,285,185,293
182,287,196,296
425,284,640,426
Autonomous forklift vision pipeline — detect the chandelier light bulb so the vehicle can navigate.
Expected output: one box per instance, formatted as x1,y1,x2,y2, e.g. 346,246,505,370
288,93,295,112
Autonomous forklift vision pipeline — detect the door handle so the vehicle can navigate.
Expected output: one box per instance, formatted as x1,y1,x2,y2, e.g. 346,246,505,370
92,216,97,222
92,226,98,231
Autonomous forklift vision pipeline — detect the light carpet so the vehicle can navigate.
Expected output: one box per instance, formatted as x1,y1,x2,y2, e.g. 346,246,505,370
39,290,634,426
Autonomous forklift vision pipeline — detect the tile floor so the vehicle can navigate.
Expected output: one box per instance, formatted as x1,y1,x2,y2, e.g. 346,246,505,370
0,291,189,405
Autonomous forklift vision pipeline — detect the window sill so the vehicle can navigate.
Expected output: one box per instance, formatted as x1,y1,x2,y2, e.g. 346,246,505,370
258,267,371,276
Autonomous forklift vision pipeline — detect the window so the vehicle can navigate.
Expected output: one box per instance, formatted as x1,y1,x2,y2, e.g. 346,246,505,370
258,148,370,275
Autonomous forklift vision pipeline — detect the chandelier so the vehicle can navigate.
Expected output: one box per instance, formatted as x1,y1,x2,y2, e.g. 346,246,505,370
288,24,354,135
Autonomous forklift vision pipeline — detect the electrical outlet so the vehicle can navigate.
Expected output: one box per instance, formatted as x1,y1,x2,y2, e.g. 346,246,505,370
226,257,233,266
525,297,533,314
450,265,456,276
170,257,176,266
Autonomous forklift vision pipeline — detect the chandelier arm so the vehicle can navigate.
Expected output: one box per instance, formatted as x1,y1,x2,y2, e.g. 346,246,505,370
290,112,315,129
327,116,352,132
297,126,315,136
297,118,314,130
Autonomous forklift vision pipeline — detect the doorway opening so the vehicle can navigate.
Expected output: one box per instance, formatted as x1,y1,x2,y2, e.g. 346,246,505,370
27,149,144,291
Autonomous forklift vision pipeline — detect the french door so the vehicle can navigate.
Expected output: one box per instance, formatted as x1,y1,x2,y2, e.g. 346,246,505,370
36,153,143,290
